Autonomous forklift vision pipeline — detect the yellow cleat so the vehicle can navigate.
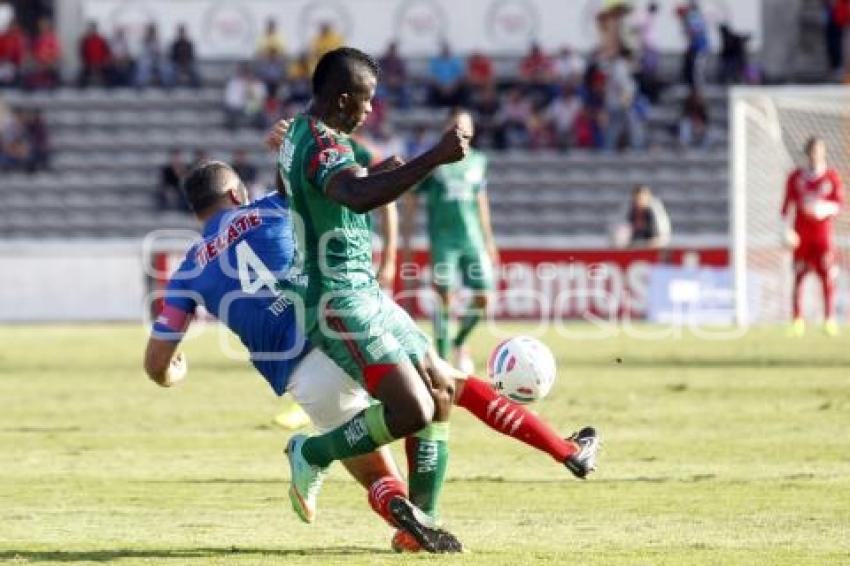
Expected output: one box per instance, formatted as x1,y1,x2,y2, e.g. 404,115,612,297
823,319,840,337
272,398,311,430
787,318,806,338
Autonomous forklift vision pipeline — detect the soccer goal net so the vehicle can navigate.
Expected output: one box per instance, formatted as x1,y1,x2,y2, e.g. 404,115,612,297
730,86,850,325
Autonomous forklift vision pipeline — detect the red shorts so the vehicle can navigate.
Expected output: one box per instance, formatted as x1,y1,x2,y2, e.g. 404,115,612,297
794,239,836,273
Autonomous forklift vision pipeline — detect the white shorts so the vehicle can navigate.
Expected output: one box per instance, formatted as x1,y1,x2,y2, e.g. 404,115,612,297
285,347,371,433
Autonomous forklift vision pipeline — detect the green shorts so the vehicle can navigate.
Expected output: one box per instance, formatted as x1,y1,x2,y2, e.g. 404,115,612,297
307,285,431,387
430,245,494,292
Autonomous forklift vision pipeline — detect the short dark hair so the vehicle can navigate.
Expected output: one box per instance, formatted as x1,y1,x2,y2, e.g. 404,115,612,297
182,161,235,213
804,136,824,153
312,47,379,98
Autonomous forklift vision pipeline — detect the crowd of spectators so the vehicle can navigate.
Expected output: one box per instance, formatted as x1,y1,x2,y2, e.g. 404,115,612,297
0,15,61,89
78,21,199,88
223,3,752,152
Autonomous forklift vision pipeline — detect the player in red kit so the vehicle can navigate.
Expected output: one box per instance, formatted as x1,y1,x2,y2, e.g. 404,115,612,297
781,137,844,336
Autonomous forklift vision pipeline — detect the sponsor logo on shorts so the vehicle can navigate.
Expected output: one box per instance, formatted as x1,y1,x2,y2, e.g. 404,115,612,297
366,332,400,360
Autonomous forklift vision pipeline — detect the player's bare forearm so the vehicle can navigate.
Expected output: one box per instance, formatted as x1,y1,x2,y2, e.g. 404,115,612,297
144,338,187,387
326,149,445,213
326,123,471,213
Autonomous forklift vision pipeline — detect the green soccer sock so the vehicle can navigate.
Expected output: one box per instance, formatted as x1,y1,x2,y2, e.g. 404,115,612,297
453,305,483,349
434,301,451,359
301,404,395,468
404,422,450,520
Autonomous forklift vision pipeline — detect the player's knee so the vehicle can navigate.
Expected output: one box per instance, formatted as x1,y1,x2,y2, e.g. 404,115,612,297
473,292,489,310
404,393,435,433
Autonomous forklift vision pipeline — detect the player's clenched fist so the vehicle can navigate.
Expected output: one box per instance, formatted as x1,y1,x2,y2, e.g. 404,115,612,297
432,125,471,165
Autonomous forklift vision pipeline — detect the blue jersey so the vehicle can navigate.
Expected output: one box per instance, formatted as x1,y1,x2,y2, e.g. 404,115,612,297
151,193,308,395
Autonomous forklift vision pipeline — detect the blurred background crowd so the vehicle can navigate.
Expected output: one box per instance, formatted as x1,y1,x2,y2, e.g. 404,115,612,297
0,0,848,250
0,0,816,176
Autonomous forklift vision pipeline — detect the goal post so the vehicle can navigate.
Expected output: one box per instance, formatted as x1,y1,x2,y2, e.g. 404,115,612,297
729,86,850,326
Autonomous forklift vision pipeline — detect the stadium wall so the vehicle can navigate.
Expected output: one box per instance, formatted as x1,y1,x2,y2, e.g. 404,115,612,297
0,241,728,323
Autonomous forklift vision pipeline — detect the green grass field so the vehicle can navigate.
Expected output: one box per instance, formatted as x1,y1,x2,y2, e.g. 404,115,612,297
1,323,849,565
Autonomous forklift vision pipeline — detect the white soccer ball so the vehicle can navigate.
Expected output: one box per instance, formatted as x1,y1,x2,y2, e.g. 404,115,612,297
487,336,557,404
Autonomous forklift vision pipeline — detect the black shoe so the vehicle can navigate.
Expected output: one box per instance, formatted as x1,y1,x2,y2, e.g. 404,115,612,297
388,496,463,553
564,426,600,479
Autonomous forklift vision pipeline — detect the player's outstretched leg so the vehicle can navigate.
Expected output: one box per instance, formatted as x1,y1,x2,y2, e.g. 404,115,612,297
453,375,600,478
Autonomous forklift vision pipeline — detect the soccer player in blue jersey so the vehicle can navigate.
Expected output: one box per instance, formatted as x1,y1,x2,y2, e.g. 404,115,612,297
142,159,461,553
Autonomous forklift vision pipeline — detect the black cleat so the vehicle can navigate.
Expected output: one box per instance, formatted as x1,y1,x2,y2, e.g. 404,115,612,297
387,496,464,553
564,426,600,479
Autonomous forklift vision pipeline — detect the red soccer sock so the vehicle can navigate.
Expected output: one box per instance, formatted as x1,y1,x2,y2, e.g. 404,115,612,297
368,475,408,527
457,377,577,463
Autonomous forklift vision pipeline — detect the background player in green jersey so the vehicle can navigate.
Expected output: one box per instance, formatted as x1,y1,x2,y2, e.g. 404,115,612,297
402,109,498,373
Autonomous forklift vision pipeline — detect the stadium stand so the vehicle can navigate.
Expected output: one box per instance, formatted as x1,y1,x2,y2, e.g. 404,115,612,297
0,78,728,244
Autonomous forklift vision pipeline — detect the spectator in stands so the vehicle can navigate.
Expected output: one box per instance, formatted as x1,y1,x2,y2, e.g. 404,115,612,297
611,185,671,249
0,107,46,172
678,88,711,148
546,85,583,150
378,41,410,108
824,0,850,81
135,22,174,88
634,2,663,102
717,23,750,84
27,17,60,89
309,22,343,69
79,21,111,87
552,46,586,87
284,51,312,106
257,18,286,59
580,63,607,149
158,148,189,212
108,26,134,87
470,82,500,148
495,87,531,149
527,107,555,149
255,43,286,96
519,42,555,101
231,148,263,200
602,47,646,151
428,41,466,107
677,0,710,89
0,18,26,87
170,24,200,88
467,50,495,89
0,107,29,170
23,109,49,171
223,63,267,130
